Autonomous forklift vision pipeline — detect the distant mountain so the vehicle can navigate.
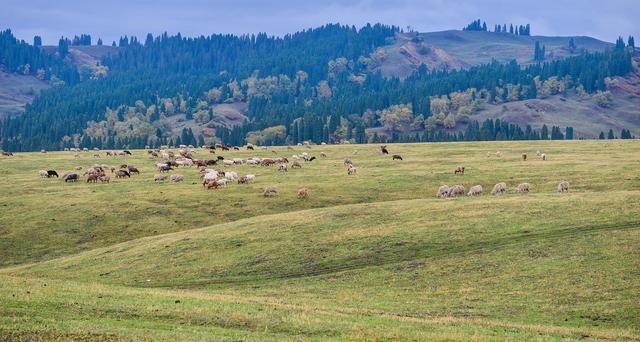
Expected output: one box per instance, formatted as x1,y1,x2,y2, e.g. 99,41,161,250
0,24,636,151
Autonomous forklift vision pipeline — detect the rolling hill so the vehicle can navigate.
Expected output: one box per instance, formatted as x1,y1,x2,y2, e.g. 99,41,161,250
0,140,639,340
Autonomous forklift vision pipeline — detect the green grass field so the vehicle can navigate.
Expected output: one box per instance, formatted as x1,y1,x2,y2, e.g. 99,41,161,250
1,140,639,340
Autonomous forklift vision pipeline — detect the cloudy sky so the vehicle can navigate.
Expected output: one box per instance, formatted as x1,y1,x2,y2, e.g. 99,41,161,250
2,0,638,45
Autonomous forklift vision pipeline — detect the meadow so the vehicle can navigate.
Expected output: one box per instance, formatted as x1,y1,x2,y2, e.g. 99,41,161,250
0,140,639,341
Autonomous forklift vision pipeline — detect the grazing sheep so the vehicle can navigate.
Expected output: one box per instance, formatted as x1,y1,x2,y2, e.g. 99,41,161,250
170,174,184,182
436,185,450,198
63,172,79,182
486,152,491,158
541,153,547,161
225,171,238,181
392,154,403,161
558,181,570,193
320,152,326,157
347,165,357,175
278,164,288,172
74,153,80,158
291,160,302,169
115,170,131,178
297,187,309,199
99,175,110,183
205,180,220,189
344,158,353,165
516,182,531,193
263,186,278,197
491,182,508,195
216,178,228,187
41,149,47,153
126,165,140,174
154,174,167,182
246,174,256,182
536,150,541,156
75,166,83,171
223,160,234,166
454,166,465,175
46,170,59,178
38,170,48,178
522,153,527,161
380,145,389,155
86,174,99,183
158,164,173,173
467,185,483,196
93,153,100,158
448,185,465,198
496,151,502,158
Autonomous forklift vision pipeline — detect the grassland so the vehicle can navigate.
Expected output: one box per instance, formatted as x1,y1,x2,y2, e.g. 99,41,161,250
0,140,639,340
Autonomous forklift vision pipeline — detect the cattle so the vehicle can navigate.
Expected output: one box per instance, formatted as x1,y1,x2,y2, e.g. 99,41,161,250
392,155,403,161
454,166,465,175
380,145,389,154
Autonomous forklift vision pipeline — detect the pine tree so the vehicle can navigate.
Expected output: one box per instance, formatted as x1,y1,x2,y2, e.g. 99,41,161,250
616,36,625,50
97,38,103,46
599,131,605,139
565,127,574,140
568,38,576,52
541,124,549,140
628,36,635,52
607,129,615,139
33,36,42,47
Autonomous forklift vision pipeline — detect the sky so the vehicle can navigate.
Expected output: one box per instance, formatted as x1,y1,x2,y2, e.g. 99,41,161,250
2,0,638,45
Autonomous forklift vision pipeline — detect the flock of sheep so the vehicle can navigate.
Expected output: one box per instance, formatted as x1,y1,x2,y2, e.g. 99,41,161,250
437,150,568,198
30,143,570,200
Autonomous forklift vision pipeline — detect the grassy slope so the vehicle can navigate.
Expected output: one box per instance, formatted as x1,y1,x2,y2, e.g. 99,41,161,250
0,140,639,340
0,70,49,119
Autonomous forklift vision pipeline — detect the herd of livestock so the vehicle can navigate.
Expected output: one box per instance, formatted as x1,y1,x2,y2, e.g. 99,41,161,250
3,143,572,198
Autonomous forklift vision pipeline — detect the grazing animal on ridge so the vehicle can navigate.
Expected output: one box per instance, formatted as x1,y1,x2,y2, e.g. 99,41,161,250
522,153,527,161
87,174,99,183
436,185,450,198
454,166,465,175
448,185,465,198
291,160,302,169
63,172,79,182
263,186,278,197
557,181,570,193
297,187,309,199
491,182,507,195
467,185,483,196
154,174,167,182
516,183,531,193
392,154,403,161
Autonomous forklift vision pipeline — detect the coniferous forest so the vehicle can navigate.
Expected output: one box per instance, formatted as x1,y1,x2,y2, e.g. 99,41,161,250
0,23,635,151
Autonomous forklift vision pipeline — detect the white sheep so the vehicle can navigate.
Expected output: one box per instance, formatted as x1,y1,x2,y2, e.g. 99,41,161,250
223,160,234,166
38,170,48,178
225,171,238,181
170,174,184,182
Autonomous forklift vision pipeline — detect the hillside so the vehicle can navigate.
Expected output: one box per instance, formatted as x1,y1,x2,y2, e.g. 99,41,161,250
0,141,639,340
0,70,48,119
371,30,613,78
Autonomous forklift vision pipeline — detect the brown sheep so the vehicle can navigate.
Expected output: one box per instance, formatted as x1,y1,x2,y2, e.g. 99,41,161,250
297,187,309,199
491,182,507,195
115,170,130,178
436,185,450,198
291,160,302,169
558,181,569,193
86,174,99,183
454,166,465,175
448,185,465,198
516,182,531,193
467,185,483,196
347,165,357,175
154,174,167,182
99,175,110,183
